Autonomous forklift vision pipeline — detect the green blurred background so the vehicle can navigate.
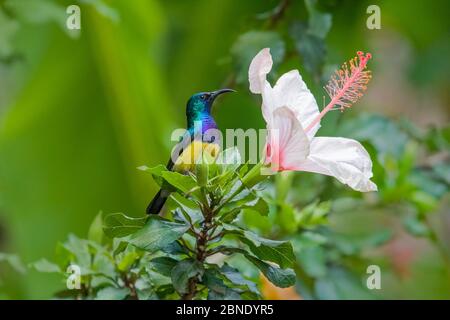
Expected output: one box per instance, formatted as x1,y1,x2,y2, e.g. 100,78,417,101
0,0,449,299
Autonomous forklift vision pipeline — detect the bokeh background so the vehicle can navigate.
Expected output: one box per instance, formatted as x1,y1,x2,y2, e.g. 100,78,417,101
0,0,449,299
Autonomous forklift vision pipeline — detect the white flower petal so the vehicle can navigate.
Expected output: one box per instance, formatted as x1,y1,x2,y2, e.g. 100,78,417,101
248,48,273,94
267,107,310,170
298,137,377,192
272,70,321,139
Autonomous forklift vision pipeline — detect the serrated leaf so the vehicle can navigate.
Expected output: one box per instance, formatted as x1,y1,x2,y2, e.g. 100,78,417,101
128,216,189,253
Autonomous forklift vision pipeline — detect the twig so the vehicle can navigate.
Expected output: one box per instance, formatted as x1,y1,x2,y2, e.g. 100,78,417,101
266,0,290,29
181,200,216,300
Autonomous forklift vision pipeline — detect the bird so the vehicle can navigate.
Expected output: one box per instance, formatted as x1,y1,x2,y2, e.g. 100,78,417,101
146,88,235,214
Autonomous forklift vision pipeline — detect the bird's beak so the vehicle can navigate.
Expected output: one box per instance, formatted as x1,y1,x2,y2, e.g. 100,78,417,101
209,88,235,101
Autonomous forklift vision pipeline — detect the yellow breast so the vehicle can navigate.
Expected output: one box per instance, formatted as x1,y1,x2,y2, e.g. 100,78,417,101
173,141,220,173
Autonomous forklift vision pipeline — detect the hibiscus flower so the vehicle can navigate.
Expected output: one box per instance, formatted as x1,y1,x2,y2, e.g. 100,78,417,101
249,48,377,192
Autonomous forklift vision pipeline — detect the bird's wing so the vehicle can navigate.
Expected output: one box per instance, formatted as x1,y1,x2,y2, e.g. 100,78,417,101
166,130,195,171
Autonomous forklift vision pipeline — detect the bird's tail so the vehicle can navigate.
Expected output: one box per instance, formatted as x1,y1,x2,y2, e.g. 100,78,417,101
146,189,169,214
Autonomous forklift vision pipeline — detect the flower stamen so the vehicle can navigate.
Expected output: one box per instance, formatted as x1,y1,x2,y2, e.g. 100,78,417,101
304,51,372,132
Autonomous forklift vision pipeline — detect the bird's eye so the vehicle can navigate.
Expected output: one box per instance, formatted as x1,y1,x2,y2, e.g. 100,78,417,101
201,94,207,100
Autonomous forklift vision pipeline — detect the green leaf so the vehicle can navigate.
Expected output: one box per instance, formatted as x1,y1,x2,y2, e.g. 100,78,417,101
220,264,259,295
80,0,119,22
433,162,450,185
161,171,199,196
244,255,296,288
138,164,167,187
0,10,19,58
60,234,92,271
240,162,268,188
276,203,297,234
95,287,130,300
244,239,294,269
128,216,189,253
242,209,273,235
88,211,103,243
298,246,327,278
195,157,208,187
103,213,147,238
275,171,294,202
204,269,241,300
223,225,295,268
411,191,438,214
403,216,430,237
170,193,202,223
149,256,178,277
92,252,116,279
6,0,67,33
116,251,139,272
291,232,329,278
220,208,241,223
338,114,409,159
231,30,285,84
31,258,61,274
305,0,332,39
222,193,268,221
242,197,269,217
216,147,242,173
160,241,189,256
0,253,26,274
296,200,331,228
112,239,131,256
290,22,326,80
171,259,203,295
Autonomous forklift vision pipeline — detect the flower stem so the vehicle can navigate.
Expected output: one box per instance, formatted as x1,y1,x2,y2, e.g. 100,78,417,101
181,195,217,300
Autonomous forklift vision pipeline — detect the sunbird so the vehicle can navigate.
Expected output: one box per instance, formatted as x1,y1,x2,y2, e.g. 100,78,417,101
147,89,234,214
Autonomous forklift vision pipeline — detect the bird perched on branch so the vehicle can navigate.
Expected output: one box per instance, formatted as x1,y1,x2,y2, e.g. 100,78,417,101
146,89,234,214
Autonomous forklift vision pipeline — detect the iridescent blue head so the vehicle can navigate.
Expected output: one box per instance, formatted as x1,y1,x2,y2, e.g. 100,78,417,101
186,89,234,130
